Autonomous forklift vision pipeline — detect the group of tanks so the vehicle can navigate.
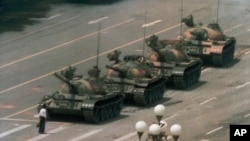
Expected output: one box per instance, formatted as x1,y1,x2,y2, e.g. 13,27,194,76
37,15,236,123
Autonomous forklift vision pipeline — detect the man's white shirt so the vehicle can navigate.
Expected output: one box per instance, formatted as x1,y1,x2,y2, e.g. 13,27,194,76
39,108,47,118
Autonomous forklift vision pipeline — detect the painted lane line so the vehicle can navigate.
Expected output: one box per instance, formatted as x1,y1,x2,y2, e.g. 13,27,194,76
236,82,250,89
69,129,102,141
244,114,250,118
32,14,62,21
163,114,178,121
0,118,37,122
0,23,180,95
4,105,37,118
142,20,162,28
88,16,109,24
0,18,134,70
0,124,31,138
245,50,250,55
0,15,81,45
201,68,211,73
206,126,223,135
224,24,243,33
112,132,137,141
199,97,217,105
26,126,68,141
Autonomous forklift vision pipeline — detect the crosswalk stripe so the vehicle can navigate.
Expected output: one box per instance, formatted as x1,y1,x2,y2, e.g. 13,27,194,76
0,124,31,138
69,129,102,141
26,126,68,141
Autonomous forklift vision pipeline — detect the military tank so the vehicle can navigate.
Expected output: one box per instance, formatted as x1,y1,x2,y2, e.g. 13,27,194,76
181,14,236,67
105,50,166,106
37,66,124,123
145,35,202,89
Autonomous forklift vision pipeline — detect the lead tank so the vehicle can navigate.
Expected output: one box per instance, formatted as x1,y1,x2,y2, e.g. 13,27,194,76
105,50,166,106
145,35,202,89
181,14,236,67
37,66,123,123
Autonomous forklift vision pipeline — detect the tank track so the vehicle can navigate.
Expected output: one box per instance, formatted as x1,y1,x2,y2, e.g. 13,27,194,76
82,95,123,123
172,62,202,89
212,39,235,67
133,79,166,106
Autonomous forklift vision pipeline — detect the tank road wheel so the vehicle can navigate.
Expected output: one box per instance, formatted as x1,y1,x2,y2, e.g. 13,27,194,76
93,108,101,122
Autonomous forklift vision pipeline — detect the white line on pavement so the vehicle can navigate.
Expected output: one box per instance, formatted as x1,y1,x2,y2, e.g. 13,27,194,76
0,118,37,122
206,126,223,135
199,97,217,105
26,126,68,141
142,20,162,27
0,124,31,138
69,129,102,141
4,105,37,118
236,82,250,89
163,114,178,121
112,132,137,141
88,16,109,24
244,114,250,118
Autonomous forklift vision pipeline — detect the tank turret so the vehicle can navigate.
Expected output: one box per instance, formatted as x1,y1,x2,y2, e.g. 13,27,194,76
181,14,236,66
145,35,202,89
105,50,166,106
37,66,123,123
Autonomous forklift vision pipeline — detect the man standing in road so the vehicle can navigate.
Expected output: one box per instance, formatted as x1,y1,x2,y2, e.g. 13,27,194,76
38,104,47,134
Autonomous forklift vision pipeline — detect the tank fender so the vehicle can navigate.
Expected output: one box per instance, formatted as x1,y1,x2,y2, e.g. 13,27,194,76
81,100,96,111
172,67,185,76
210,45,223,54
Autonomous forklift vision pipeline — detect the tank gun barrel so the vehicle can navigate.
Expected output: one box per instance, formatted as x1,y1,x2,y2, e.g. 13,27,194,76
54,72,72,86
106,65,126,78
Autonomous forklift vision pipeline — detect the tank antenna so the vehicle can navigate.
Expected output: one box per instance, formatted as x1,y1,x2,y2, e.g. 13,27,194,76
88,17,108,68
216,0,220,24
96,22,101,68
180,0,184,45
143,10,147,56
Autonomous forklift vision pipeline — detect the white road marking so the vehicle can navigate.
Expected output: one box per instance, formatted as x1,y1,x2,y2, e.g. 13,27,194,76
232,24,243,29
163,114,178,120
201,68,211,73
142,20,162,28
0,18,134,70
224,24,243,33
0,118,37,122
0,124,31,138
34,114,39,118
69,129,102,141
88,16,109,24
26,126,68,141
205,126,223,135
4,105,37,118
199,97,217,105
248,29,250,32
112,132,137,141
0,23,179,95
0,15,81,45
236,82,250,89
245,50,250,54
244,114,250,118
32,14,62,21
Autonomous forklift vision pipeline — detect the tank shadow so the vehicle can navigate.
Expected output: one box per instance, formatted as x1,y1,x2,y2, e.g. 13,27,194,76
122,97,172,108
47,113,129,125
166,80,207,91
0,1,61,33
222,58,241,68
65,0,122,5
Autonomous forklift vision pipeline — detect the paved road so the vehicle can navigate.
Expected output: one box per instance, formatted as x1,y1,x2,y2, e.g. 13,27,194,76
0,0,250,141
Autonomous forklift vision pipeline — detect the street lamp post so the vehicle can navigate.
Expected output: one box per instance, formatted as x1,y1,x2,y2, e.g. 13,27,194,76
135,104,182,141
